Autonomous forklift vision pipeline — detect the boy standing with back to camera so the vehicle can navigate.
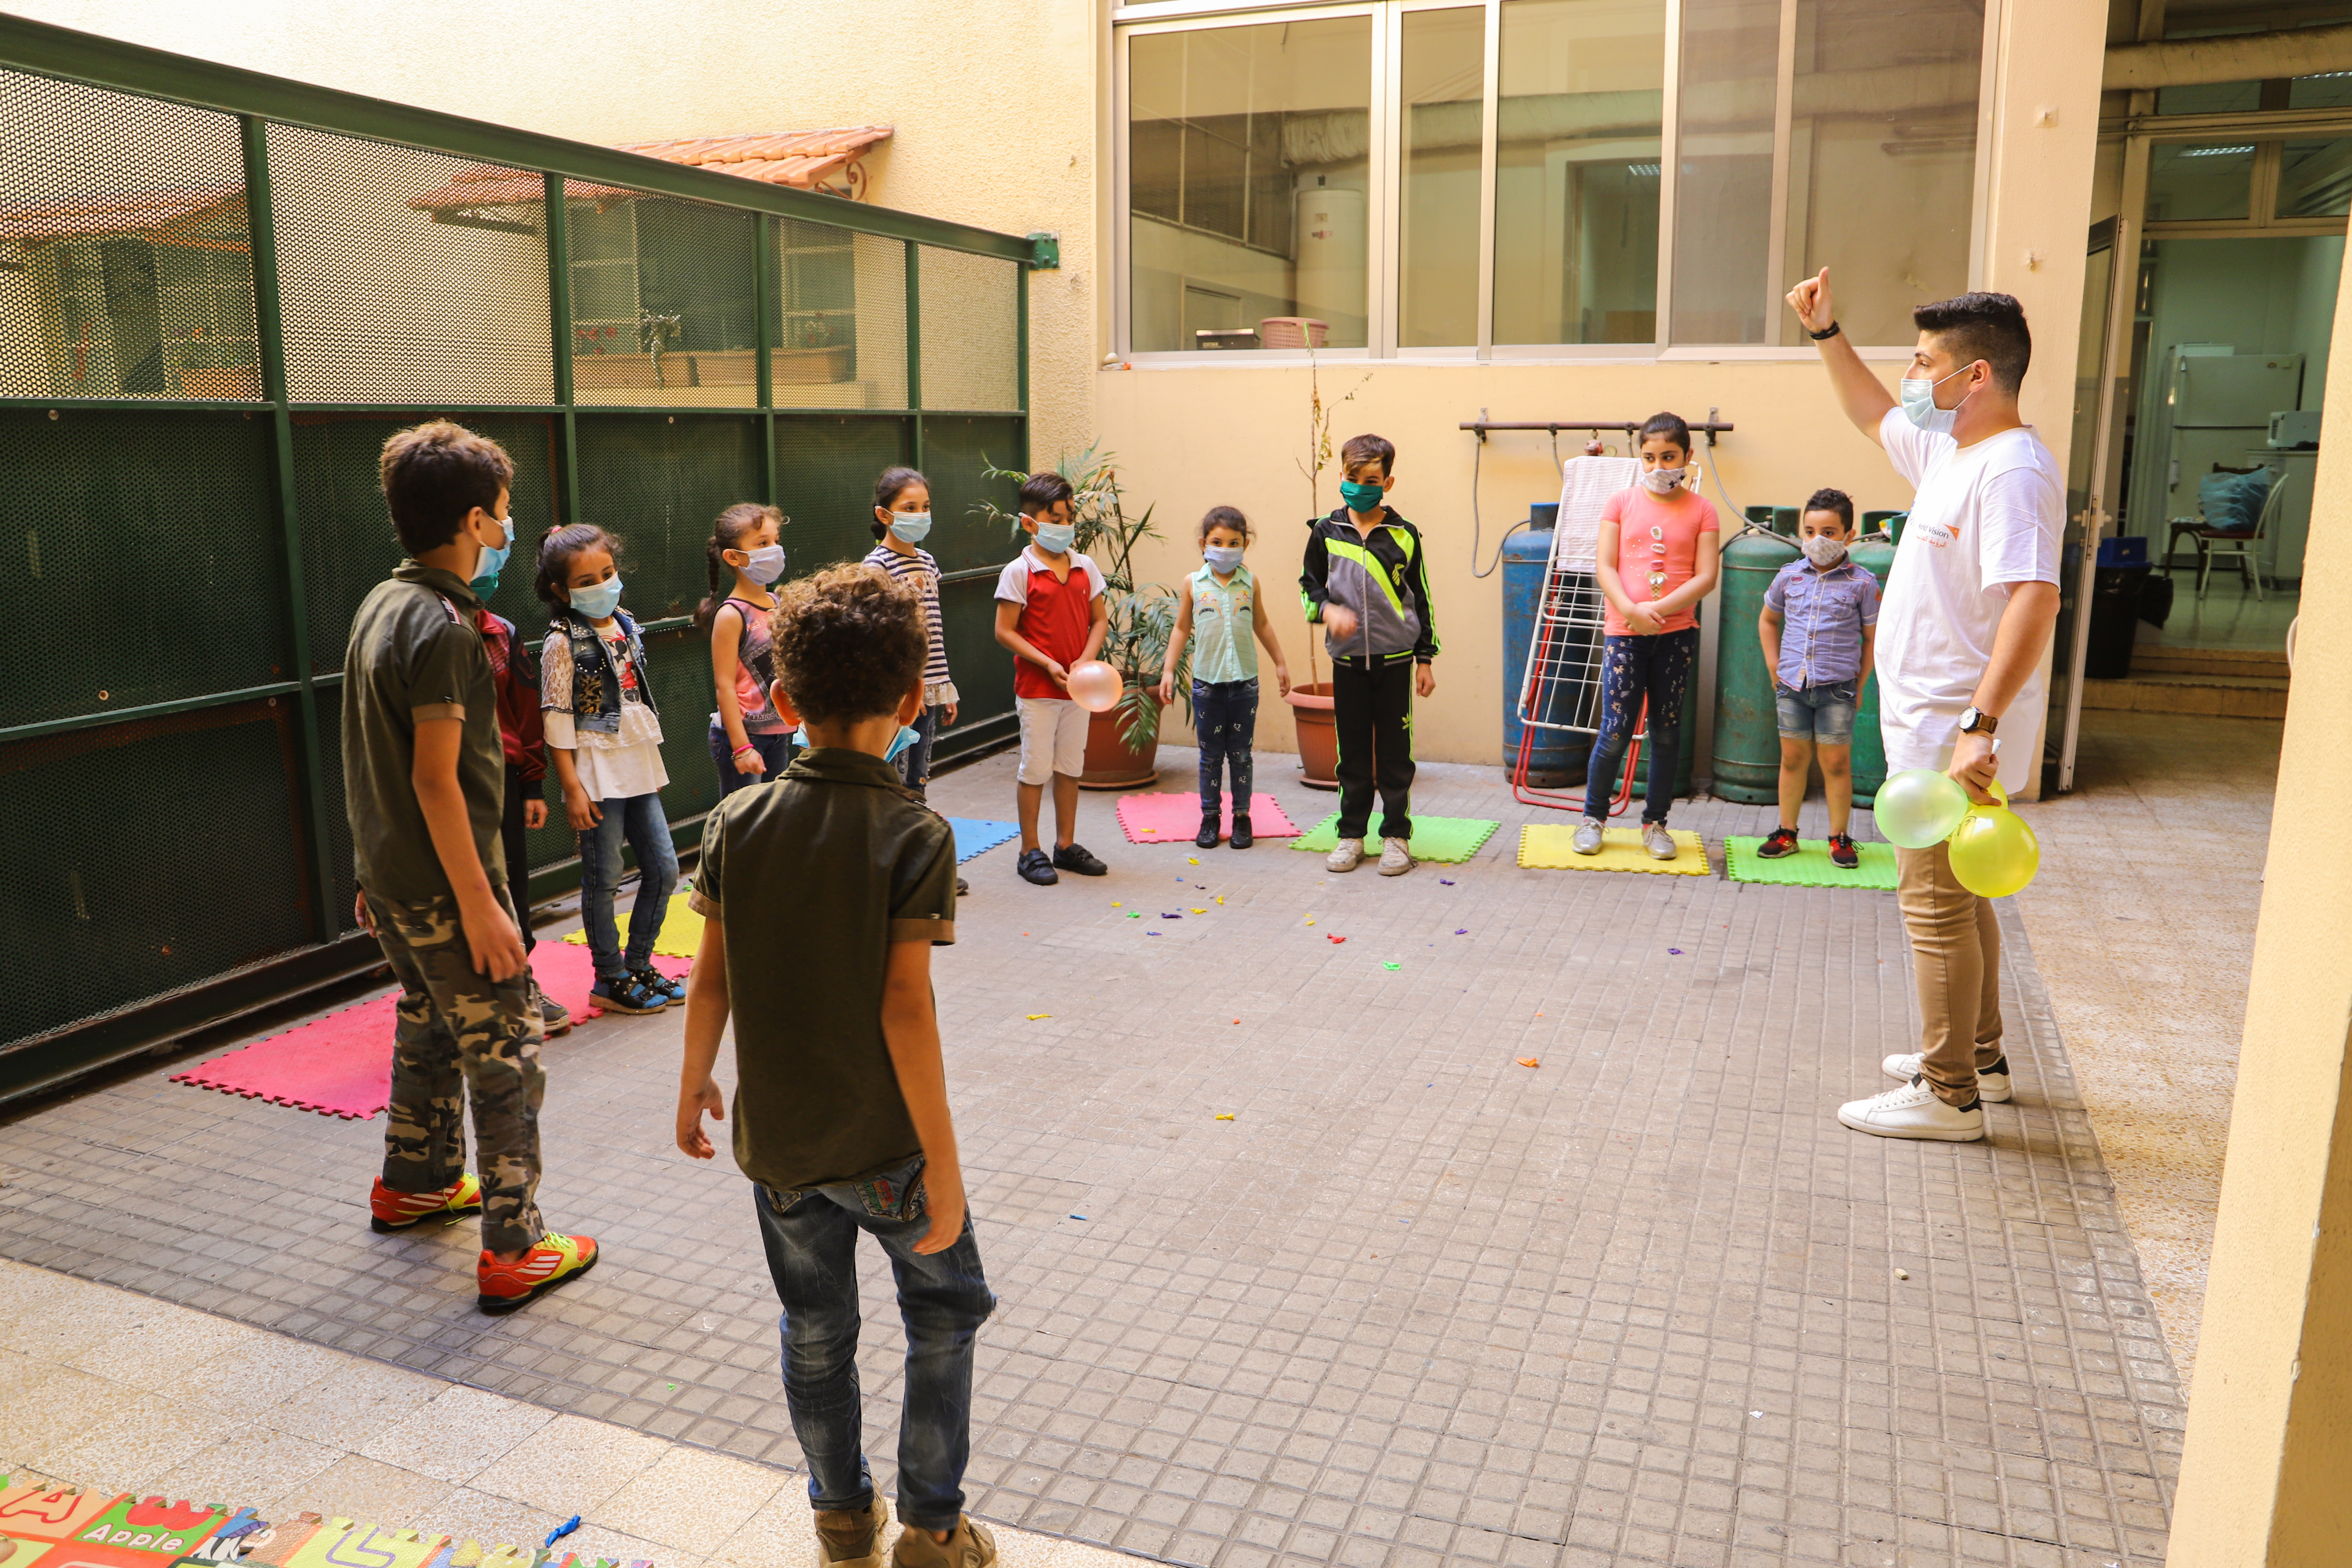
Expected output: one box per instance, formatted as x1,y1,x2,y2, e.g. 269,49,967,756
1301,433,1439,877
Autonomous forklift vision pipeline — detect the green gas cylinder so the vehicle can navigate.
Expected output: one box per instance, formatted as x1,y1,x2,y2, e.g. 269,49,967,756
1711,528,1801,803
1847,532,1896,805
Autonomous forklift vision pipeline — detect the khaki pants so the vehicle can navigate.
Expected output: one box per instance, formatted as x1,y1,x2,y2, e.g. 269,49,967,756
1895,841,2005,1105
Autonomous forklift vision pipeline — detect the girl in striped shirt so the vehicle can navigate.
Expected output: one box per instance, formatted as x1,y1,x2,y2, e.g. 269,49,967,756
862,466,959,793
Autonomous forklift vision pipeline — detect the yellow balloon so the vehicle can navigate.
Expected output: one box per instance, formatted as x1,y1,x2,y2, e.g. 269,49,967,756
1947,801,2040,898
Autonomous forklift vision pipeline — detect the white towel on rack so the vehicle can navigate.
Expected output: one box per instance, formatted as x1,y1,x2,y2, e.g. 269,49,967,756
1553,455,1640,569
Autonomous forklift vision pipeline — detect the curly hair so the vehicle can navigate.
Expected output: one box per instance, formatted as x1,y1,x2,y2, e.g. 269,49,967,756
1802,487,1854,532
768,563,928,725
536,523,622,610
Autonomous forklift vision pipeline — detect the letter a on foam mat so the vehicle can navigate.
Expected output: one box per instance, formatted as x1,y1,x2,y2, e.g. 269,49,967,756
1518,824,1710,874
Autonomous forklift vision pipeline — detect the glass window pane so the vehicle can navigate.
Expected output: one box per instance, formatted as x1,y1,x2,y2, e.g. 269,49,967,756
2281,138,2352,219
2290,70,2352,110
2147,141,2256,223
1670,0,1775,344
2156,80,2263,116
1129,18,1372,352
1781,0,1981,346
1493,0,1665,346
1399,8,1486,348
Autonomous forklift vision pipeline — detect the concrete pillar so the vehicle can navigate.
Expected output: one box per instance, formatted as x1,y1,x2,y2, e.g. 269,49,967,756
2167,236,2352,1562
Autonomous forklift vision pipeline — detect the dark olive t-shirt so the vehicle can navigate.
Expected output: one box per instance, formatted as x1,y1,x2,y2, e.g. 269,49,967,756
688,746,958,1191
341,563,506,903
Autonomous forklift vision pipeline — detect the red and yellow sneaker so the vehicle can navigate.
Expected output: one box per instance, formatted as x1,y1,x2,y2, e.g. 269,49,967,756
370,1173,483,1233
477,1232,599,1314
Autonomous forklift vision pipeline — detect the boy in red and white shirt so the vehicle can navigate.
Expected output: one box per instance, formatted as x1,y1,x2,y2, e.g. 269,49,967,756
992,471,1110,886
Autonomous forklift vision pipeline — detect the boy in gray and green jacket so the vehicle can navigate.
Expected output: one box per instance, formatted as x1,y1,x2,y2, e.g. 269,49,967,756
1299,433,1439,877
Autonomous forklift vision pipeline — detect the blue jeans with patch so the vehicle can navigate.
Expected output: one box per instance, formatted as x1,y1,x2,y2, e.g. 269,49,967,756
752,1159,995,1531
1774,680,1858,744
576,792,678,985
1581,628,1698,824
1193,678,1258,816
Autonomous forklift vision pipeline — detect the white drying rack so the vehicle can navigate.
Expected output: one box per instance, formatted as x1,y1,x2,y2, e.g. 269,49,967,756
1511,454,1640,811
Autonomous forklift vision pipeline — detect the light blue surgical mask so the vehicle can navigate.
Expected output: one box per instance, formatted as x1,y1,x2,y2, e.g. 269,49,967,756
889,512,933,544
741,543,787,584
1204,544,1244,573
794,723,921,762
569,575,624,620
1899,363,1976,434
1032,521,1076,554
468,512,514,598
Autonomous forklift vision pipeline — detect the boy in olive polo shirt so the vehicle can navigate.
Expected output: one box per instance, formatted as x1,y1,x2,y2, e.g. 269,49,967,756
343,420,596,1314
677,564,995,1568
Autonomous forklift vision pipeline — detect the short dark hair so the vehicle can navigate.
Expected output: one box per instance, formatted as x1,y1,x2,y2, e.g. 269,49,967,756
536,522,622,609
872,466,928,540
379,420,514,556
1802,487,1854,532
769,563,927,726
1638,411,1692,456
1019,471,1074,516
1200,504,1251,544
1913,291,2031,393
1340,433,1395,478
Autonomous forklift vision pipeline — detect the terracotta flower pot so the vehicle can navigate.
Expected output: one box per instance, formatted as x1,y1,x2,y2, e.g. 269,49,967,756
1078,691,1162,790
1285,682,1339,790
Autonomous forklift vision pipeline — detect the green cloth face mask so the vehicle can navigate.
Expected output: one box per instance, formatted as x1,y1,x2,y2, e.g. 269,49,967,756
1339,478,1386,514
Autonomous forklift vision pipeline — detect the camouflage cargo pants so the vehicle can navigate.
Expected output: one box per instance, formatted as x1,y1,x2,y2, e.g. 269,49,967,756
363,888,546,1255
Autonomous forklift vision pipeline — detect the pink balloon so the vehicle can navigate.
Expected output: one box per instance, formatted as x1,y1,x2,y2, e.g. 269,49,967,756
1066,660,1121,713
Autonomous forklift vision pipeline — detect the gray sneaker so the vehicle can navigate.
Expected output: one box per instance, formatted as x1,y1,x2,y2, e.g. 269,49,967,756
1643,822,1678,860
530,979,572,1038
1326,838,1366,872
1571,817,1605,855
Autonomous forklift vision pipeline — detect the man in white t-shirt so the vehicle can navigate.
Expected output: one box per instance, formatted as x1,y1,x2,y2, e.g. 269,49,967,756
1787,270,2063,1144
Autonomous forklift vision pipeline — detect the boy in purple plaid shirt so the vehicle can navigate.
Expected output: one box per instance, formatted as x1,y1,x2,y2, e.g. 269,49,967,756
1757,487,1880,868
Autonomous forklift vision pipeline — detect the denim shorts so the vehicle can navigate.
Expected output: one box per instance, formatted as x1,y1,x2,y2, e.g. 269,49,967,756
1775,680,1858,743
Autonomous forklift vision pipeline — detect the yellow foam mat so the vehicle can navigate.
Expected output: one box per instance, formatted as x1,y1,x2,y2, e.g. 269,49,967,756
1518,823,1710,875
563,888,703,958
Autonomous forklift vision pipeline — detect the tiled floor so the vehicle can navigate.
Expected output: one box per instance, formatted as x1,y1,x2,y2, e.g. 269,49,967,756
0,752,2182,1566
2011,707,2281,1384
2149,575,2296,652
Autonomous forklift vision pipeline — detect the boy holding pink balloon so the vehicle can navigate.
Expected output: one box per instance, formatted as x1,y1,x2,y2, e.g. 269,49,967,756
1788,272,2062,1145
993,471,1113,886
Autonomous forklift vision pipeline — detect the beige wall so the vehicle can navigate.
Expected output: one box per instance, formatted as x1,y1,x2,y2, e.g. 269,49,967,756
2167,234,2352,1566
8,0,1105,468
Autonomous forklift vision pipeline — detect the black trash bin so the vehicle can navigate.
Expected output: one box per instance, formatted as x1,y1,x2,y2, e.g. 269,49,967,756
2085,564,2150,680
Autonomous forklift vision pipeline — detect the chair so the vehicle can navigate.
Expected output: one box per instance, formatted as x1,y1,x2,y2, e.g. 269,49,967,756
2195,469,2288,600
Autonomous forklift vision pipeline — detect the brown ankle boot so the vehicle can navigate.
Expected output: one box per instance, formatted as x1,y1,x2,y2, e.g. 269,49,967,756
887,1515,996,1568
815,1495,888,1568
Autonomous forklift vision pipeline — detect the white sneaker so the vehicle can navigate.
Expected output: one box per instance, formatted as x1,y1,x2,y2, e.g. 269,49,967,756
1571,818,1605,855
1643,823,1678,860
1883,1052,2011,1103
1327,838,1365,873
1378,837,1413,876
1837,1077,1985,1141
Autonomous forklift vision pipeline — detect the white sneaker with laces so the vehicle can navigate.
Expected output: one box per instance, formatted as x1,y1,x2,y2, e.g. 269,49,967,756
1572,817,1605,855
1883,1052,2010,1103
1327,838,1365,873
1643,822,1678,860
1837,1077,1984,1141
1378,837,1413,876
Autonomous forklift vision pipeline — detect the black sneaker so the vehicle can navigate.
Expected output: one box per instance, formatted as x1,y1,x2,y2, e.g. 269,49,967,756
1230,814,1254,850
589,975,667,1015
1828,832,1860,869
1196,816,1220,849
1756,826,1800,859
956,876,969,897
1053,843,1108,876
1017,848,1058,886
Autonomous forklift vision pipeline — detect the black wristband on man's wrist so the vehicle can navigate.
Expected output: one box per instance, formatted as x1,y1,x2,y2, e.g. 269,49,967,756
1808,320,1842,341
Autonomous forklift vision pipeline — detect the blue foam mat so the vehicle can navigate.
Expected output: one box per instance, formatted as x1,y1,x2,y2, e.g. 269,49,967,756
948,817,1021,863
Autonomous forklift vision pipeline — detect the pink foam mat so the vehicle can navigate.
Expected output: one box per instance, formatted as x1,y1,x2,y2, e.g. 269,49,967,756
172,941,691,1119
1115,792,1301,845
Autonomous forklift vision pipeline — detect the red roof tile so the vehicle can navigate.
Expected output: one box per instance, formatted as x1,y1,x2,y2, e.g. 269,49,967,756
406,128,893,217
0,182,246,244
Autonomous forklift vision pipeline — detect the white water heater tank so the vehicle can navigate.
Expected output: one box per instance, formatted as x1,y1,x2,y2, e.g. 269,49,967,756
1294,185,1366,343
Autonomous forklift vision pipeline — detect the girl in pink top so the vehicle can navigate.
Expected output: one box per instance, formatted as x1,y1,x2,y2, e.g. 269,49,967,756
1574,412,1723,860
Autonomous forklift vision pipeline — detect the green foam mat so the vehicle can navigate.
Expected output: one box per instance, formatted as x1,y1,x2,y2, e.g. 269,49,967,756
1724,835,1899,890
1290,812,1501,864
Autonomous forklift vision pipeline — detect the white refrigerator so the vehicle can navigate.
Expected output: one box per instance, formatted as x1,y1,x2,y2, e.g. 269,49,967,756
2134,347,2305,569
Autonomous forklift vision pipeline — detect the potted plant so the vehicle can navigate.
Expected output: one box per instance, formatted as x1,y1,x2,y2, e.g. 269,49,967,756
977,444,1186,788
1286,352,1371,790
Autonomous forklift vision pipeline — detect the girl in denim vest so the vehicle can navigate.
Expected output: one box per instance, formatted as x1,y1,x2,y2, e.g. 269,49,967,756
538,524,678,1017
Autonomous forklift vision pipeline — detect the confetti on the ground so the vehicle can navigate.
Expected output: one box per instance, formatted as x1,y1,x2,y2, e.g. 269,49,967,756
1147,931,1162,936
1440,879,1455,885
1112,901,1122,907
1026,1014,1052,1020
1215,895,1225,904
1188,857,1199,864
1381,962,1400,971
1190,907,1206,914
1162,912,1182,919
1328,935,1346,944
1069,1213,1087,1221
545,1518,581,1549
1233,1018,1240,1024
1215,1113,1234,1120
1896,1269,1910,1280
1455,928,1468,935
1669,947,1683,954
1517,1056,1541,1068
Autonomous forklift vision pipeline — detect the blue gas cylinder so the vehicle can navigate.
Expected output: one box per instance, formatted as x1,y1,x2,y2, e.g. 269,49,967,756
1501,516,1590,785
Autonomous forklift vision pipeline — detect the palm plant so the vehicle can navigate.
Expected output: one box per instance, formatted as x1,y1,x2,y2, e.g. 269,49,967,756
976,444,1189,748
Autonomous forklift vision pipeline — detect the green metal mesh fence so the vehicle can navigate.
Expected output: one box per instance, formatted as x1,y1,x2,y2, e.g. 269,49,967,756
0,25,1029,1079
